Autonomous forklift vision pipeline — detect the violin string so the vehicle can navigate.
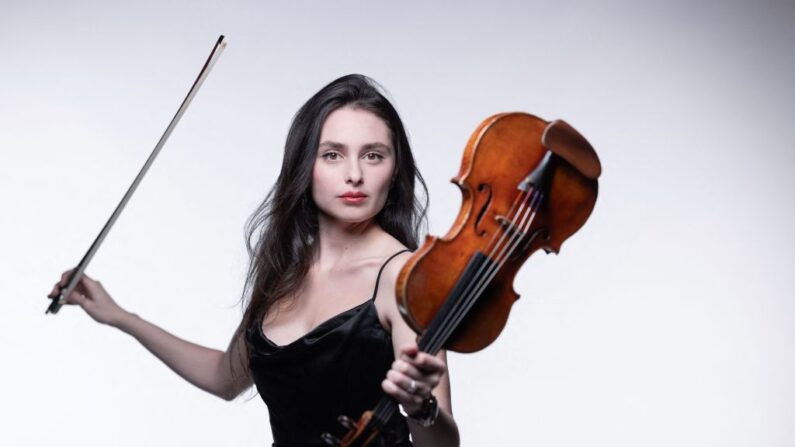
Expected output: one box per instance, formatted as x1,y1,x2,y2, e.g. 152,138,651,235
419,187,533,354
372,395,393,425
424,186,541,354
373,184,544,426
426,188,541,354
421,188,532,354
436,190,543,351
370,190,537,427
418,187,533,352
482,187,532,263
441,196,538,354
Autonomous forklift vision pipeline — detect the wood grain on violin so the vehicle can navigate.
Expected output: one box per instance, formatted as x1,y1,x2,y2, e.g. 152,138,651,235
398,112,600,353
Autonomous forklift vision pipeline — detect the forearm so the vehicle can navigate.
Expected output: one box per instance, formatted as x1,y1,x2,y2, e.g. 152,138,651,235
409,408,459,447
114,311,244,400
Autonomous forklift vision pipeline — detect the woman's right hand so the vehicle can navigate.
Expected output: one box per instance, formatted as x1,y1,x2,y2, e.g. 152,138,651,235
48,270,128,327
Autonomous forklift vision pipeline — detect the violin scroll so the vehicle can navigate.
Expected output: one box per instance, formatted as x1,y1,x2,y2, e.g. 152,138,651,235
322,410,382,447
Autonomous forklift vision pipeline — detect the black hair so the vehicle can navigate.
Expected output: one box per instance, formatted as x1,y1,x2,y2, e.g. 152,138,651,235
240,74,428,335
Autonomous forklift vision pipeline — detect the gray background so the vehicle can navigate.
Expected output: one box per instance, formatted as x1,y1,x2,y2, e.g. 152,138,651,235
1,0,793,445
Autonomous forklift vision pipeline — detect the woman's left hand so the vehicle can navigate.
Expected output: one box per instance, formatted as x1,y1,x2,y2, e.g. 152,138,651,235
382,342,446,416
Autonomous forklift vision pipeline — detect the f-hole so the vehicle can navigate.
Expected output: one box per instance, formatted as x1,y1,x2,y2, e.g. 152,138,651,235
474,183,492,236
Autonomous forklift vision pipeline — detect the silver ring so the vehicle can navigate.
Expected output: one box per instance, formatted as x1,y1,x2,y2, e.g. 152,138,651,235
409,380,417,394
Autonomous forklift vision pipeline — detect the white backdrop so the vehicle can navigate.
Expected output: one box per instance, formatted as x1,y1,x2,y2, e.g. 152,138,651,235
1,1,793,446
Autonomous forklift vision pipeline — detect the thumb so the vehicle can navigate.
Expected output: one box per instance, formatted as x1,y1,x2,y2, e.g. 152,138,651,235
66,289,88,306
79,275,104,296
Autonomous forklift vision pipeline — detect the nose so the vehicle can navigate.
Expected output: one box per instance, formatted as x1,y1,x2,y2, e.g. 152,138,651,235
345,159,363,186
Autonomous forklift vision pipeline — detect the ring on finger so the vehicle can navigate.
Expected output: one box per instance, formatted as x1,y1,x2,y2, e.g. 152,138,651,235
408,379,417,394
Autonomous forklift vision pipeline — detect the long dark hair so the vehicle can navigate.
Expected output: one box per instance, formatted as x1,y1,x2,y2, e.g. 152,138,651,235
240,74,428,334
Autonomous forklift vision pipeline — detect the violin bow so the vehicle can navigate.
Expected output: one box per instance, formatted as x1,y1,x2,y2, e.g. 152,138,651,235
46,35,227,314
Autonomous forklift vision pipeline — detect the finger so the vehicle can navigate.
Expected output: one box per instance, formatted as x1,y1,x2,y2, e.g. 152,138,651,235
392,362,441,392
399,343,419,359
65,289,88,306
80,272,98,283
79,275,103,295
408,352,447,373
392,359,423,380
49,273,76,298
387,369,431,397
56,275,96,297
59,268,76,286
381,378,424,409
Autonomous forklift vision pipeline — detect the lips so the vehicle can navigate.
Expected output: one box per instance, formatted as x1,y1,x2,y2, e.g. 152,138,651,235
339,191,368,204
340,192,368,198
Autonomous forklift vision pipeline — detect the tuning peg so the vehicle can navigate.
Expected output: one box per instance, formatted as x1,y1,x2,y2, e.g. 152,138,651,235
321,432,341,446
338,415,355,429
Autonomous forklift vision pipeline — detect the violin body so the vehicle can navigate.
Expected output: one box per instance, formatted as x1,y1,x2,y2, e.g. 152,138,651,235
396,112,600,353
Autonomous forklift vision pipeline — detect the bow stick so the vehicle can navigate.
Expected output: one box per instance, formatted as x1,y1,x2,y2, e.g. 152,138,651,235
46,35,227,314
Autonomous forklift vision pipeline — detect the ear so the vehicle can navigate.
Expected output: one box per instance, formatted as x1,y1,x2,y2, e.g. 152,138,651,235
541,120,602,179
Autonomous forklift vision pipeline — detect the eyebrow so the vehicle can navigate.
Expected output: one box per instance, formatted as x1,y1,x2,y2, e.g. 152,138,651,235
318,141,393,153
364,142,393,152
318,141,345,150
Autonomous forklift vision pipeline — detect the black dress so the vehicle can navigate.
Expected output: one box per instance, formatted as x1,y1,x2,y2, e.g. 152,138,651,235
246,250,412,447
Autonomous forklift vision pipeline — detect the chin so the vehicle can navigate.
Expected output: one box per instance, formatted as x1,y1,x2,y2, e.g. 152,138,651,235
316,195,390,225
339,211,378,224
323,206,380,225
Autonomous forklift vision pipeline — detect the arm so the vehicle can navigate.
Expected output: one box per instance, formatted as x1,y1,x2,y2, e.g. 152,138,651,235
373,254,460,447
49,271,253,401
117,312,251,400
386,324,460,447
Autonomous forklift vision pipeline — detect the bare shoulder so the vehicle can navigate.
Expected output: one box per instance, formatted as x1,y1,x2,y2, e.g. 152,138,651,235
372,248,413,333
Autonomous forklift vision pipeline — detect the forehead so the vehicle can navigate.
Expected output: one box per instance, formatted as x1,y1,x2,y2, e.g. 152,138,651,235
319,107,391,146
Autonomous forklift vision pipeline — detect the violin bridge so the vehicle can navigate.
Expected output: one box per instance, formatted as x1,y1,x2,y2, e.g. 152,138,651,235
495,215,528,239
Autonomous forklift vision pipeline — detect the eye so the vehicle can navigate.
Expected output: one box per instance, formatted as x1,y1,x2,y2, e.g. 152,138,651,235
364,152,385,161
321,151,341,161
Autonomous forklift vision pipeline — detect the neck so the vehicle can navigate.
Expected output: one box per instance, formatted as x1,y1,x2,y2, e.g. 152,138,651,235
315,213,381,270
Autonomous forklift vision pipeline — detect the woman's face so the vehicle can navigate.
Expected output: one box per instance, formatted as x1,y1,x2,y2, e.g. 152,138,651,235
312,106,395,225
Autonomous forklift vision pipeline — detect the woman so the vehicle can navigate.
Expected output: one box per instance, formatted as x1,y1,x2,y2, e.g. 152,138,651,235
49,74,460,447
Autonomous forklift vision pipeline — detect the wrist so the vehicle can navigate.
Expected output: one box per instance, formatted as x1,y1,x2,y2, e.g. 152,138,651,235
113,310,138,331
405,395,439,427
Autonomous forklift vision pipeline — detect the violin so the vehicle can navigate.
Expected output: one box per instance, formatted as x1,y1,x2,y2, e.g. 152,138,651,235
322,112,602,446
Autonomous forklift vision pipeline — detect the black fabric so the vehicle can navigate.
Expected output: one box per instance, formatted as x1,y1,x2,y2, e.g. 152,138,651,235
246,250,412,447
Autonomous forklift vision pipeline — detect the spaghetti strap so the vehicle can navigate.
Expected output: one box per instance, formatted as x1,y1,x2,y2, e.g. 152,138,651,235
371,249,410,299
